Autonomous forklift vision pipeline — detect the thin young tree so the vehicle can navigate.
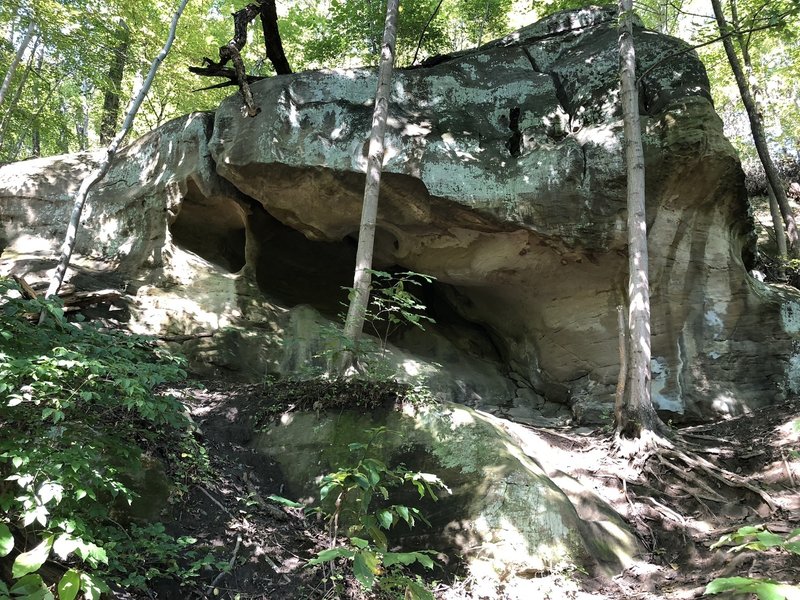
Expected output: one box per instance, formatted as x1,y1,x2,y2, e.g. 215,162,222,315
340,0,400,372
729,0,788,267
711,0,799,257
100,19,130,145
616,0,665,442
0,20,35,109
42,0,191,304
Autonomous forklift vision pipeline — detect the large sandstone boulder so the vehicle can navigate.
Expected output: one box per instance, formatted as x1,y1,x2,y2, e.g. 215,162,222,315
252,401,639,589
1,7,798,423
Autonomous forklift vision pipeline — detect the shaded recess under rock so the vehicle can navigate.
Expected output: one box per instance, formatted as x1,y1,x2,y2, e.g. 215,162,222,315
1,6,800,427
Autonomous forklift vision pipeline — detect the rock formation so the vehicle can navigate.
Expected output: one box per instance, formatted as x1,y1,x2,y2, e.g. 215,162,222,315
1,6,798,426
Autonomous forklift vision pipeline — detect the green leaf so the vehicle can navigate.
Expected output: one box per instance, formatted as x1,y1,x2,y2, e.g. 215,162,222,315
704,577,798,600
404,579,435,600
12,536,53,578
352,550,379,589
266,495,303,509
351,473,370,490
377,509,393,530
0,523,14,557
383,551,416,567
52,534,80,560
78,572,108,600
307,547,354,565
10,573,52,599
396,504,410,524
756,531,785,547
57,569,81,600
349,537,370,549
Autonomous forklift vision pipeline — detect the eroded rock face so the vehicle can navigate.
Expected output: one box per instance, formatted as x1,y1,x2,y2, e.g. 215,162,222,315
0,7,798,422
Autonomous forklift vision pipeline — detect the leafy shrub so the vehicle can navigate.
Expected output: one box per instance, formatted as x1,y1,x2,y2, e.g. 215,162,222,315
705,525,800,600
303,427,448,600
0,277,211,598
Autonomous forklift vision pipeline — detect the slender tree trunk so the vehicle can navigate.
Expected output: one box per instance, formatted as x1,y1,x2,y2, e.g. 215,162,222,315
711,0,799,257
768,186,788,276
31,46,44,157
100,20,130,145
259,0,292,75
730,0,788,267
340,0,400,372
0,37,38,152
43,0,190,303
616,0,663,439
0,20,35,109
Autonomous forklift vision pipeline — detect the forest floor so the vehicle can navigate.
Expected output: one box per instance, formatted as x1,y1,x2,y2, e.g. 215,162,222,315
143,378,800,600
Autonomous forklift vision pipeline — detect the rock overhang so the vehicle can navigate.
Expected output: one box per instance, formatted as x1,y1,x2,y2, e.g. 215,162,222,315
0,6,797,423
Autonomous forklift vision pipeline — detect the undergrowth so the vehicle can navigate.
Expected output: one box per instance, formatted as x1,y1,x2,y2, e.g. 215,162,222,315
0,277,220,599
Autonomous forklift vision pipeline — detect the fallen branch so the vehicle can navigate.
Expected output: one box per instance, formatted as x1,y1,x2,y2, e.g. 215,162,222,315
207,534,242,592
11,274,37,299
159,332,215,343
195,485,231,516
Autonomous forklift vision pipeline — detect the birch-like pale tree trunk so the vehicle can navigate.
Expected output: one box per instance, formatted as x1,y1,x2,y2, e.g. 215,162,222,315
0,37,39,151
711,0,799,258
0,20,35,109
340,0,400,372
616,0,663,440
43,0,190,304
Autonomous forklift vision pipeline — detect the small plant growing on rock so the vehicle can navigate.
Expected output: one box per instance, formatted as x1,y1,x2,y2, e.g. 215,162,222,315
305,427,449,600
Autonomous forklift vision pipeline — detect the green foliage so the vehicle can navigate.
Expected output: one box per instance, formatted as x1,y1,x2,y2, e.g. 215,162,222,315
359,270,435,348
705,525,800,600
304,427,448,598
0,277,213,595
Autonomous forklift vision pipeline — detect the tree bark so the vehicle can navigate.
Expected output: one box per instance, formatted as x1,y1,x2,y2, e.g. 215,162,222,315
43,0,191,304
0,36,38,152
711,0,799,257
191,2,291,112
730,0,788,267
259,0,292,75
0,20,35,109
340,0,400,372
100,20,130,145
616,0,663,439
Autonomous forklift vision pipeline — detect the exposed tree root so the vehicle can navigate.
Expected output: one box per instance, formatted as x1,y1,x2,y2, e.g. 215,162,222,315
659,446,778,512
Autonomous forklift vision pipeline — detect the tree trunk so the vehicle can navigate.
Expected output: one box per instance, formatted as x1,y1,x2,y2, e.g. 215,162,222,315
31,46,44,158
768,186,788,274
616,0,663,439
0,20,35,109
729,0,788,267
0,37,38,152
711,0,799,257
43,0,190,304
100,20,130,145
259,0,292,75
340,0,400,372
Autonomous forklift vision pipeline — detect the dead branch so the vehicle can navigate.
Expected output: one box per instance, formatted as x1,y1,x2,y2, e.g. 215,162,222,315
189,1,292,116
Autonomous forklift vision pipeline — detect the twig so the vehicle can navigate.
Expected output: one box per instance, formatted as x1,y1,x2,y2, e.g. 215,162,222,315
411,0,443,66
636,20,787,85
207,535,242,592
195,484,231,515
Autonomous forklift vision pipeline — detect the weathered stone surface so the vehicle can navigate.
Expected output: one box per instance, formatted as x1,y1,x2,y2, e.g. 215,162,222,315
1,7,799,422
252,402,640,582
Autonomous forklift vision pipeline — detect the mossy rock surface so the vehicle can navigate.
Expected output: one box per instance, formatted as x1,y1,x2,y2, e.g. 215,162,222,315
252,400,640,580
